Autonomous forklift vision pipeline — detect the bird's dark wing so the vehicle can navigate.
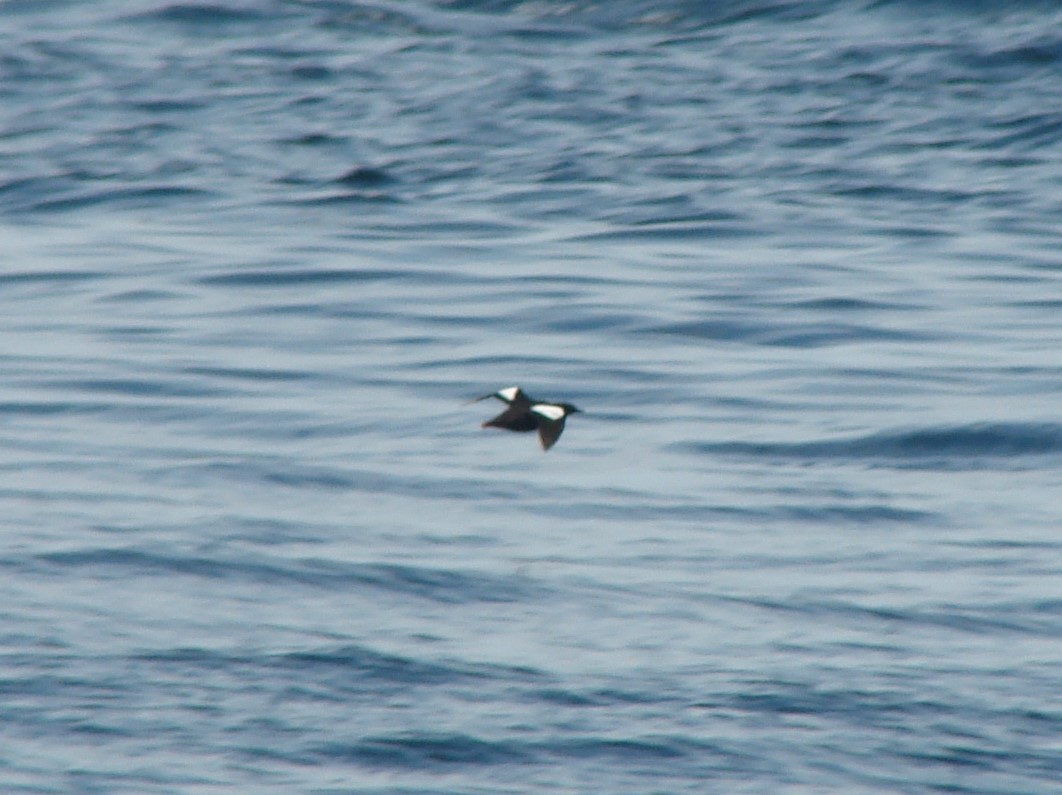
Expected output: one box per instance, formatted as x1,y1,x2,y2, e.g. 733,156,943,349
531,404,569,450
482,402,538,432
535,416,567,450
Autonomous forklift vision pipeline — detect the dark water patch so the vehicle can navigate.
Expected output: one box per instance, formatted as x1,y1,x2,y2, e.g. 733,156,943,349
130,98,206,114
313,2,441,38
97,288,183,303
760,322,926,348
710,681,924,726
339,218,531,241
532,0,831,31
784,133,853,150
336,562,539,604
181,365,312,383
731,595,1060,637
901,745,1020,773
161,459,530,502
0,175,74,213
271,646,480,684
679,423,1062,469
29,186,213,214
868,223,956,240
315,733,532,768
534,490,938,527
134,643,533,687
532,687,602,707
983,111,1062,152
645,317,762,343
950,538,1061,552
98,324,174,339
531,684,679,709
197,266,460,288
646,318,926,347
535,734,768,776
519,305,645,334
31,549,539,604
0,665,132,715
46,376,238,400
788,297,903,312
507,21,595,42
869,0,1062,14
335,165,396,188
509,273,642,296
137,3,271,26
290,63,333,81
280,132,347,147
958,39,1062,73
0,269,107,287
543,736,687,761
777,503,938,525
569,221,757,244
286,189,403,207
607,206,746,228
546,490,930,528
6,399,245,428
1009,298,1062,310
33,547,298,584
831,184,980,205
413,353,592,372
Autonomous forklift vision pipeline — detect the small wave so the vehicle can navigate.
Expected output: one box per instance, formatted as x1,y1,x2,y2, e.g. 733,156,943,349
134,3,270,25
279,132,346,147
30,186,212,214
776,503,938,524
32,549,539,604
284,190,402,207
540,736,696,762
646,318,926,347
334,165,396,188
709,680,916,724
130,99,205,114
680,422,1062,469
46,376,236,399
162,458,529,502
569,222,757,244
313,732,531,768
984,111,1062,152
310,731,732,771
135,643,519,686
180,365,312,383
726,594,1060,637
196,266,459,287
0,269,106,286
0,400,111,417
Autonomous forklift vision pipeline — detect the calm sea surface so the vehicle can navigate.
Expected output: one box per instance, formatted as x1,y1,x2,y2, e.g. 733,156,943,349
1,1,1060,793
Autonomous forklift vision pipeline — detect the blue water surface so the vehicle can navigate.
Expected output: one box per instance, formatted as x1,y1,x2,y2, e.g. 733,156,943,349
1,1,1060,793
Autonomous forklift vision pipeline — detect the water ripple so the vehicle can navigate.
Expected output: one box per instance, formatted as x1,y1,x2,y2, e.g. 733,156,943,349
679,422,1062,469
27,548,540,603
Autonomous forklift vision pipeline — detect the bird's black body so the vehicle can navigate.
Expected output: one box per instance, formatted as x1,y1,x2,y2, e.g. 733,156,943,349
471,386,581,451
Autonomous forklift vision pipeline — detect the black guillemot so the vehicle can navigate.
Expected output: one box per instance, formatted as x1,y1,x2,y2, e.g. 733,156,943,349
471,386,581,451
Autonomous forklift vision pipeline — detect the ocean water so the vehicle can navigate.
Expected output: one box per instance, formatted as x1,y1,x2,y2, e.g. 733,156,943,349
1,0,1060,792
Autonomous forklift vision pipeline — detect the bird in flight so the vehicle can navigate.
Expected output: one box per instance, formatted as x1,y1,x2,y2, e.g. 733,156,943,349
471,386,581,451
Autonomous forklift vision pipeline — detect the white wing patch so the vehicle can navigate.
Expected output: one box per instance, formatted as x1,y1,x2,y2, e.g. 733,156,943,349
497,386,521,402
531,403,565,421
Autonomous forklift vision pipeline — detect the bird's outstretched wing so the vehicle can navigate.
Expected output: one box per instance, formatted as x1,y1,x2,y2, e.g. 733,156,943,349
531,403,568,450
470,385,529,406
483,402,538,432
